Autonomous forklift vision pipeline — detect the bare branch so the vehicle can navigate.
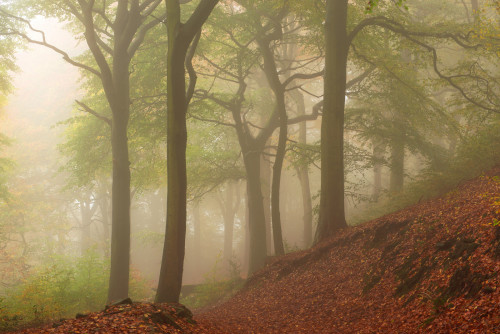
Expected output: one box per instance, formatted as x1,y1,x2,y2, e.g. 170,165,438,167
75,100,112,126
0,29,101,78
282,70,324,89
186,30,201,105
188,112,236,128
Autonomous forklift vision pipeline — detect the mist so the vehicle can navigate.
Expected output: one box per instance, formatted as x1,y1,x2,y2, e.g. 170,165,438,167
0,0,499,332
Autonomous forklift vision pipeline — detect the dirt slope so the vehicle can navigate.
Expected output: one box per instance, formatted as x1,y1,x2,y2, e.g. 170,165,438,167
9,167,500,333
199,167,500,333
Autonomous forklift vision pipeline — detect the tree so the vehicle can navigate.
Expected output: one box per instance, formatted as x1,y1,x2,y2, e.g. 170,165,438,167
315,0,349,241
1,0,165,303
314,0,499,242
156,0,219,304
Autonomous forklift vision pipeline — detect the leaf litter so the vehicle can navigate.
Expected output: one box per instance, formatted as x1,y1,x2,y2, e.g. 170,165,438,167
8,167,500,333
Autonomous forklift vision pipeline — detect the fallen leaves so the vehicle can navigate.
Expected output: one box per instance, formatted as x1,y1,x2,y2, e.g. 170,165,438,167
7,167,500,333
199,166,500,333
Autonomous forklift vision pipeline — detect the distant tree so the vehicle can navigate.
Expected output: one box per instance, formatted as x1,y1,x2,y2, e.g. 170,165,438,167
1,0,166,303
314,0,499,243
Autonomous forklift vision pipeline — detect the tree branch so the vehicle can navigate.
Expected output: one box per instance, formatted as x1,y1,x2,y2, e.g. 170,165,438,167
75,100,112,126
186,30,201,105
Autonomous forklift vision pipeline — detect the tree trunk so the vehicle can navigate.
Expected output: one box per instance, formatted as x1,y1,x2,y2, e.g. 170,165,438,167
291,90,313,248
98,184,111,258
270,103,286,256
243,187,250,275
471,0,479,17
80,198,92,254
257,34,286,257
221,182,240,264
260,145,273,254
156,0,218,304
244,150,268,274
222,184,234,262
107,97,131,303
389,137,405,193
372,141,385,202
156,6,188,303
192,200,201,268
316,0,348,243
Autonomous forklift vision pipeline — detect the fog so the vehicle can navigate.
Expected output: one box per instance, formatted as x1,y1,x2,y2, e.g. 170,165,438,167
0,0,498,330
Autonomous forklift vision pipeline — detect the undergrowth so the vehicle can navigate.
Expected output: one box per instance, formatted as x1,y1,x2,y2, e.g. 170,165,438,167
0,249,151,332
180,255,244,310
351,121,500,225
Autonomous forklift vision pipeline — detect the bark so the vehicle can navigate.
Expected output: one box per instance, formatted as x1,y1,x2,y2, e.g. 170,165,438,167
471,0,480,18
220,182,240,264
192,200,201,267
98,184,111,258
244,151,269,273
270,110,286,256
80,195,97,254
157,10,188,303
257,30,286,257
389,137,405,193
78,0,146,304
372,141,385,202
156,0,218,303
107,91,131,303
243,189,250,275
260,141,273,254
270,102,286,257
315,0,348,243
291,90,313,248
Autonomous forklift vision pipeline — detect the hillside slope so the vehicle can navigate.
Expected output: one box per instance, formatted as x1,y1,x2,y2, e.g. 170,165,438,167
9,168,500,333
200,167,500,333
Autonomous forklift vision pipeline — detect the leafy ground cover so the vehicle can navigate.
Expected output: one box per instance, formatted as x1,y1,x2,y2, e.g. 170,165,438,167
6,167,500,333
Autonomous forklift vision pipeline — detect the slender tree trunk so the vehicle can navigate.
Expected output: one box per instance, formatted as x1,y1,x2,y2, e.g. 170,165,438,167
80,199,92,254
316,0,348,243
222,184,234,262
156,6,188,302
156,0,218,304
372,141,385,202
389,137,405,193
260,145,273,254
98,186,111,258
257,34,286,257
223,182,240,264
270,104,286,256
291,90,313,247
192,200,201,268
243,187,250,276
471,0,479,17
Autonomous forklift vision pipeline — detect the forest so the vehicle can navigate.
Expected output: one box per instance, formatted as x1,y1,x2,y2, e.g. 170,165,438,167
0,0,499,333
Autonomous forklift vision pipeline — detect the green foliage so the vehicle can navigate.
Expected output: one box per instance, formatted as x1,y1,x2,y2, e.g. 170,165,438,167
180,254,244,310
0,249,151,331
366,0,408,13
283,239,302,254
351,118,500,225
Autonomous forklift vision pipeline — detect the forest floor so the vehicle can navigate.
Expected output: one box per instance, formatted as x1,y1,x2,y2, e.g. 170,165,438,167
8,166,500,333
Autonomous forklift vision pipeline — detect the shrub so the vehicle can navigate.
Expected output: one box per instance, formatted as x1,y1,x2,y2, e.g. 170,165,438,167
0,249,151,331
